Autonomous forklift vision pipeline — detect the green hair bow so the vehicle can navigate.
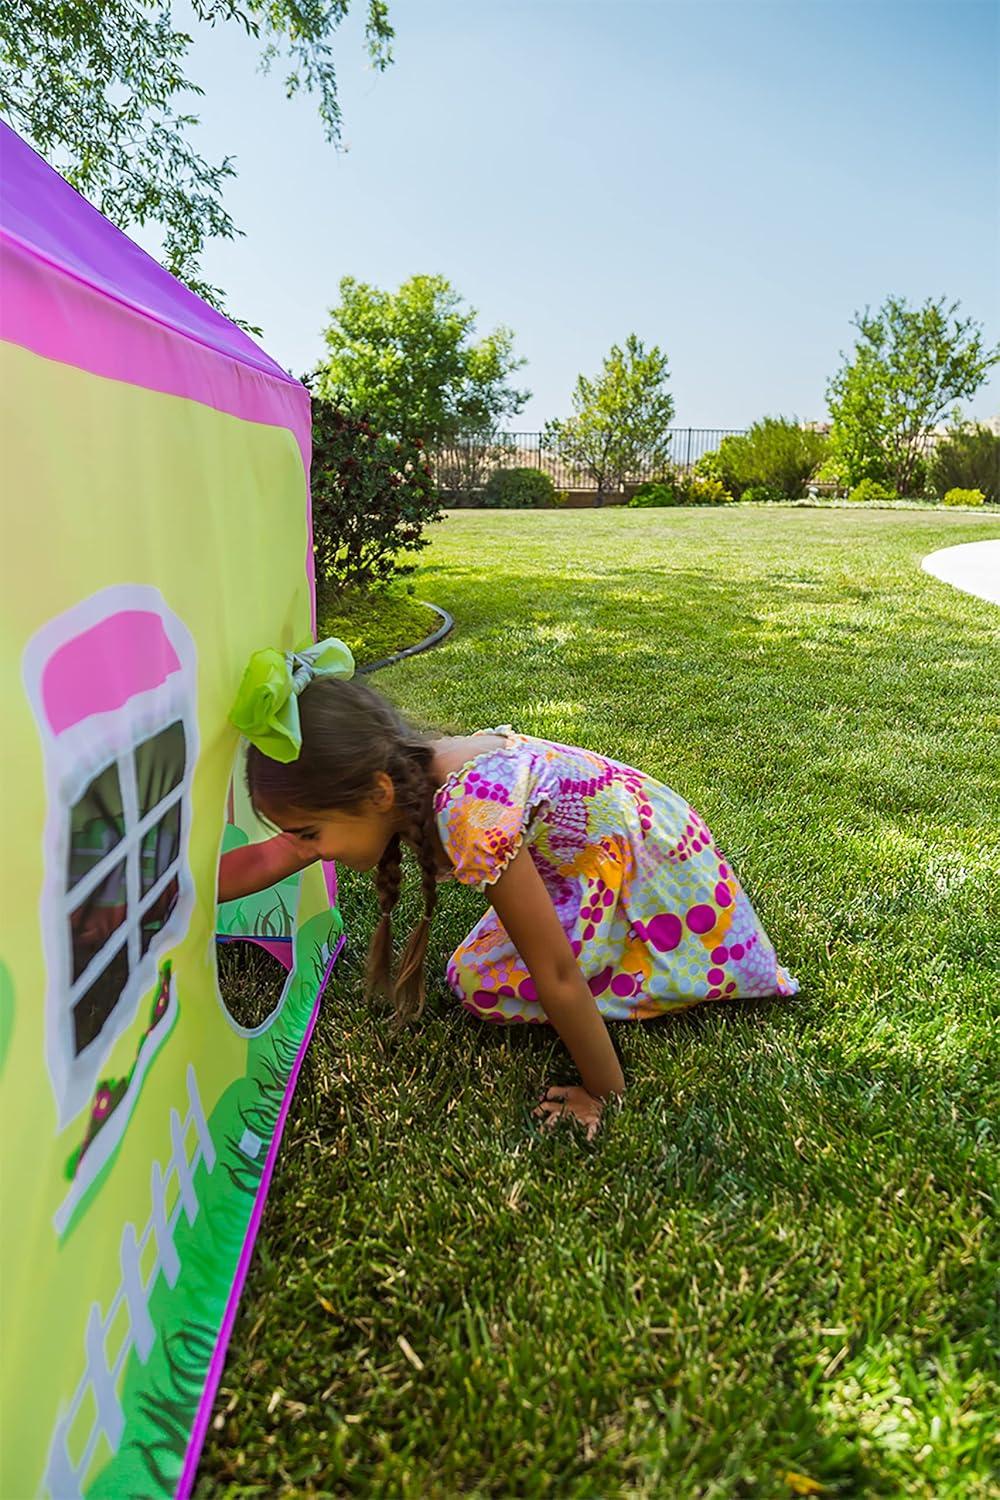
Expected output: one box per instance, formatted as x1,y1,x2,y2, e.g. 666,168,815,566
229,636,356,762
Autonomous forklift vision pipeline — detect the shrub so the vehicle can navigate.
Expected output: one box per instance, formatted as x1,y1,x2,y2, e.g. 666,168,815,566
481,466,556,508
627,475,732,507
693,451,726,484
929,424,1000,505
902,451,930,499
740,482,786,504
309,391,442,592
847,478,899,504
699,417,828,499
685,475,733,506
942,487,986,507
627,480,684,508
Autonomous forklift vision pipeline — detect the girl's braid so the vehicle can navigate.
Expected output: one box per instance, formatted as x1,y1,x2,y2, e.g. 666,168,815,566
364,743,439,1025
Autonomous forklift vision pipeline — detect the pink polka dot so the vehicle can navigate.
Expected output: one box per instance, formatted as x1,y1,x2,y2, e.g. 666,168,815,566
715,882,733,907
691,840,702,852
583,924,595,940
517,977,537,1001
686,904,715,934
711,946,729,963
646,913,683,952
725,982,736,994
602,890,614,906
611,972,635,998
470,990,495,1009
498,985,515,997
476,787,489,798
730,943,745,960
588,967,613,996
719,864,729,878
707,987,722,1000
707,967,725,984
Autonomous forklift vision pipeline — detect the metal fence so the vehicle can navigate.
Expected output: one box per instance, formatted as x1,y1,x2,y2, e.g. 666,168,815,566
431,428,746,494
431,426,959,496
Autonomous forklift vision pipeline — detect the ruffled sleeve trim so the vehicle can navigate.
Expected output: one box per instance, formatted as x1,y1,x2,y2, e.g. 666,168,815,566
433,728,550,891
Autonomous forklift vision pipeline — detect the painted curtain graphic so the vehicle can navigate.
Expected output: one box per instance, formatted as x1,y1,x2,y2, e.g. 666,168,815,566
0,122,344,1498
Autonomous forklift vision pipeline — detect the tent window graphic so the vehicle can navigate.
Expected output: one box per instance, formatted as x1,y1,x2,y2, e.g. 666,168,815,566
22,587,200,1132
67,721,187,1055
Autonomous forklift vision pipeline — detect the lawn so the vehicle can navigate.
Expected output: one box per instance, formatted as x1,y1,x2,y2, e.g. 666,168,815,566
199,506,998,1498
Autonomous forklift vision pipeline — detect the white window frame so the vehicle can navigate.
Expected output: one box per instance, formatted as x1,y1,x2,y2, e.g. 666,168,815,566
23,586,199,1129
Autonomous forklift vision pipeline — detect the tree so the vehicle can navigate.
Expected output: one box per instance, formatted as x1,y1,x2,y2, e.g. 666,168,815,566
308,389,442,595
544,335,675,506
0,1,394,313
315,274,529,448
825,295,1000,494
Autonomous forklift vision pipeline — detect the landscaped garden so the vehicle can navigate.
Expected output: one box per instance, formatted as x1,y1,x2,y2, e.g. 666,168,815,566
199,503,998,1498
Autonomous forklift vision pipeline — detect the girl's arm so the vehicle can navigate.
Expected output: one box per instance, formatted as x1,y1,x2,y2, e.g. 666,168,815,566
488,846,625,1130
218,833,318,904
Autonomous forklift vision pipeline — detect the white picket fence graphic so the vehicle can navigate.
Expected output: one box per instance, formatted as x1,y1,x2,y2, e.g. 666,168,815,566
43,1063,216,1499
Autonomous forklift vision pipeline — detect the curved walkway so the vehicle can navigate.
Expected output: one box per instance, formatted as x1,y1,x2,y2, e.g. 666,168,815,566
921,539,1000,607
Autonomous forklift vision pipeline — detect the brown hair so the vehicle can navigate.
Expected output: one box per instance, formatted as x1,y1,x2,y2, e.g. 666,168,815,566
245,675,443,1025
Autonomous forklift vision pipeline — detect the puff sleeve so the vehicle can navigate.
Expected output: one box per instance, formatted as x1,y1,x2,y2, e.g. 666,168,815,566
433,738,549,892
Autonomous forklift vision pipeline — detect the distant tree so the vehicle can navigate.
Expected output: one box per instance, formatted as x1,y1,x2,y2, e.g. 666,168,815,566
544,335,674,506
315,274,529,448
0,1,394,315
928,421,1000,505
825,295,1000,494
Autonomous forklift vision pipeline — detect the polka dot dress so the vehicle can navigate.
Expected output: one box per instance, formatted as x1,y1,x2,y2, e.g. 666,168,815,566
434,726,799,1025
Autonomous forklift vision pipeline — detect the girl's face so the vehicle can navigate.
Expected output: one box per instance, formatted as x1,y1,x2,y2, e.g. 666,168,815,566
261,773,402,872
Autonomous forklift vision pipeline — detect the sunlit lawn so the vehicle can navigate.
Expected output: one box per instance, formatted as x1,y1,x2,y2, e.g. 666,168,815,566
201,505,998,1498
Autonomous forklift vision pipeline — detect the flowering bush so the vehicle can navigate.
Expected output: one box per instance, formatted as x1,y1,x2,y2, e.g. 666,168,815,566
847,478,899,504
627,475,732,507
942,487,986,507
309,391,443,592
686,474,734,506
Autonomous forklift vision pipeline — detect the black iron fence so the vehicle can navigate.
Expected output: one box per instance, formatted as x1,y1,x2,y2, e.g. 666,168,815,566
430,426,956,495
431,428,746,494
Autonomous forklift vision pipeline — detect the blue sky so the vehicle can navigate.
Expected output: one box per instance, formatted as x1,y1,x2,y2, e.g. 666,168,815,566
138,0,999,430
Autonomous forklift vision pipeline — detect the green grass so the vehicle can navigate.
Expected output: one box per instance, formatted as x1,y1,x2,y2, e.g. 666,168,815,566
197,507,999,1498
316,576,441,667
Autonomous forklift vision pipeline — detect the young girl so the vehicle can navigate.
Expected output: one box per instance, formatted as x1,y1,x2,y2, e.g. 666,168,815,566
220,640,799,1139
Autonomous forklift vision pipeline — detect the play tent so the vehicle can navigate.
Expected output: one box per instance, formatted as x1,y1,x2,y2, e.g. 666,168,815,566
0,121,344,1497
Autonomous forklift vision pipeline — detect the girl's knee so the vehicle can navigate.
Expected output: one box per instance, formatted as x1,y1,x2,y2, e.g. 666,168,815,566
447,948,548,1025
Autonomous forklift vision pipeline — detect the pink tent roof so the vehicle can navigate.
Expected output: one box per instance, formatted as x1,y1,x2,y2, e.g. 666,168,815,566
0,120,311,480
0,120,295,384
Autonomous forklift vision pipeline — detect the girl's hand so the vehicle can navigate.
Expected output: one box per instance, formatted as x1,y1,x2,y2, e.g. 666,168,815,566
533,1084,605,1141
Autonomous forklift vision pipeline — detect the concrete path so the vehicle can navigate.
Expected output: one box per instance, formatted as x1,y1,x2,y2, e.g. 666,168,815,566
921,539,1000,606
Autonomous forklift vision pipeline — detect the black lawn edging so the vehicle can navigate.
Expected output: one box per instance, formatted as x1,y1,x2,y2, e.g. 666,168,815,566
356,602,455,676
